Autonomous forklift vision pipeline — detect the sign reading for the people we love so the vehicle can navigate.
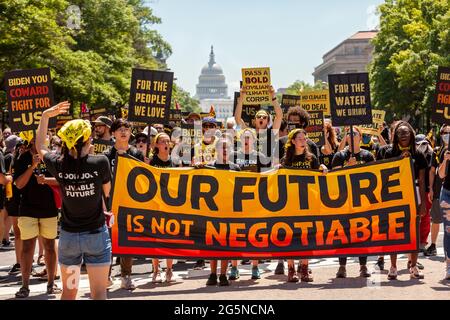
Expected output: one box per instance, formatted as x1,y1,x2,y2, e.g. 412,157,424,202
328,73,372,126
128,68,173,123
241,67,271,105
4,67,57,132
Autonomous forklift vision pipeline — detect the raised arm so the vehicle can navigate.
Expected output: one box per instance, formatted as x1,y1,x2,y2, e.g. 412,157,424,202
234,88,248,129
269,86,282,131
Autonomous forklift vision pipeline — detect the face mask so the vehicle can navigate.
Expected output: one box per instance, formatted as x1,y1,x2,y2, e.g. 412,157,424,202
362,135,371,144
442,134,450,145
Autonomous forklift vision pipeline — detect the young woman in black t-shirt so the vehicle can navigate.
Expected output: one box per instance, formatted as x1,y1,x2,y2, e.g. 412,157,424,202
36,102,112,300
378,121,427,280
149,132,176,284
281,129,327,283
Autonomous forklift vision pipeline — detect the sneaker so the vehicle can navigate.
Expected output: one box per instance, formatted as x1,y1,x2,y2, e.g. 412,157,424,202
410,266,424,279
360,265,371,278
8,263,21,275
240,259,251,265
251,266,260,280
336,265,347,278
165,269,174,283
1,240,12,249
274,261,285,275
388,267,398,280
287,267,298,283
193,260,205,270
151,271,162,283
219,274,230,286
424,244,437,256
206,273,218,286
228,266,239,280
120,275,135,290
107,277,114,288
375,257,384,271
299,265,313,282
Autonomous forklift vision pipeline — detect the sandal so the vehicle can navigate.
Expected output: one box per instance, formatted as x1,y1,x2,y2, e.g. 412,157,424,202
46,283,62,294
15,286,30,299
37,255,45,266
33,268,47,278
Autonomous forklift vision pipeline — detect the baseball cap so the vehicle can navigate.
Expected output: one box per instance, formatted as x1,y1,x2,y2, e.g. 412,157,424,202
93,116,113,128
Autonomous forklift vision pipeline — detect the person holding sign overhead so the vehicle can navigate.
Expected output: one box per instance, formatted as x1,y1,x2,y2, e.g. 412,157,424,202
331,126,374,278
281,128,327,283
35,101,112,300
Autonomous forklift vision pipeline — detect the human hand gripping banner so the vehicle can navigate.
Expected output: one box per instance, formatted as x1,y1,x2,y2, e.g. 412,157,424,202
111,155,418,259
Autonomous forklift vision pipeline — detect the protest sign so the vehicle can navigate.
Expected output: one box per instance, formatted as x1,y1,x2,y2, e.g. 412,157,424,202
4,67,56,131
281,94,301,114
305,111,325,146
128,68,173,123
111,155,418,259
241,67,271,105
92,138,114,155
233,92,260,127
328,73,372,126
169,109,182,127
360,110,386,135
431,66,450,124
299,90,330,116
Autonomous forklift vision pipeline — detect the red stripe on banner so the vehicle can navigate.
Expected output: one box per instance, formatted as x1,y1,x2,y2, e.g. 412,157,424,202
127,236,195,245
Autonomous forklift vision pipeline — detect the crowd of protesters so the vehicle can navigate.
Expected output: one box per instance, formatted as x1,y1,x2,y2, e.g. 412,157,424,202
0,86,448,300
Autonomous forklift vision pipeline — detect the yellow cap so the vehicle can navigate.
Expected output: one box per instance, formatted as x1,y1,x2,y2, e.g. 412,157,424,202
57,119,92,150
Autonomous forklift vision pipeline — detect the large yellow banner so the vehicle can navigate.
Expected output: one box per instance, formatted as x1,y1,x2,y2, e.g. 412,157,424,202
111,155,418,259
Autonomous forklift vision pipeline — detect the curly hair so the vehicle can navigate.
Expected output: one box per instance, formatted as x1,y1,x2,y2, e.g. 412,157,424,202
287,106,310,129
282,129,313,166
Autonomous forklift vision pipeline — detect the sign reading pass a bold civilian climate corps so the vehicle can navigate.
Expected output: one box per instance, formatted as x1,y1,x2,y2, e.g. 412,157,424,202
241,67,271,105
128,68,173,123
111,155,419,259
328,72,372,126
4,67,57,132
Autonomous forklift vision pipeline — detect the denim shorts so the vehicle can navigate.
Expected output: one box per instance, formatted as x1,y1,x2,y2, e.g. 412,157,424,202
58,225,111,266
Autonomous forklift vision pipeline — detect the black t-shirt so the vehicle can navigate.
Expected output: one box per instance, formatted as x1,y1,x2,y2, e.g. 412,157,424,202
232,150,270,172
0,152,5,209
211,162,241,171
149,156,175,168
319,146,338,170
278,135,320,161
44,153,111,232
13,151,58,218
104,146,144,175
332,148,375,168
378,145,428,181
4,152,20,214
431,147,444,197
438,148,450,191
360,142,380,158
282,153,319,169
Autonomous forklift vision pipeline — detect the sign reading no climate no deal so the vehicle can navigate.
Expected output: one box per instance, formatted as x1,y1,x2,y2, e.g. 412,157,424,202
328,72,372,126
4,67,56,132
128,68,173,124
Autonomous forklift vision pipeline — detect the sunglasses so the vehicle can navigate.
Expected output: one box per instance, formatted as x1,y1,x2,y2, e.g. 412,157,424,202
136,138,147,143
256,115,268,120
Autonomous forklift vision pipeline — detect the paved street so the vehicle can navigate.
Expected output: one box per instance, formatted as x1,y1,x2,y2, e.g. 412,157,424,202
0,230,448,300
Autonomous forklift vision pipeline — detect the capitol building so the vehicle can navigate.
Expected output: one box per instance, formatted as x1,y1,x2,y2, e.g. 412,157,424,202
195,46,233,121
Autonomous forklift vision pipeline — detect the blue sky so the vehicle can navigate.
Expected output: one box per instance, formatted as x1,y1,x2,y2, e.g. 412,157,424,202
150,0,384,96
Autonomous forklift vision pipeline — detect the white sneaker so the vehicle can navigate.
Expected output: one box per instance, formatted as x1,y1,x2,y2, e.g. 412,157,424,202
120,275,136,290
107,276,114,288
388,267,397,280
152,271,162,283
410,266,424,279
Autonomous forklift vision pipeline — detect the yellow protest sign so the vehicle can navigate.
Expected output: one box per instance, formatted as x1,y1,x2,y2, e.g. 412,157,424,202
360,110,386,135
300,90,330,115
241,67,271,105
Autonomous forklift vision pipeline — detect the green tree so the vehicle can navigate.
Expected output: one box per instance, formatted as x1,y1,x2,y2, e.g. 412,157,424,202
284,80,328,96
369,0,449,129
0,0,172,117
172,84,201,113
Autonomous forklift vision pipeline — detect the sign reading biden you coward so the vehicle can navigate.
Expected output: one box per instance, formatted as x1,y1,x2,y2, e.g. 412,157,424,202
241,67,271,105
111,155,419,259
4,67,57,132
128,68,173,123
328,72,372,127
